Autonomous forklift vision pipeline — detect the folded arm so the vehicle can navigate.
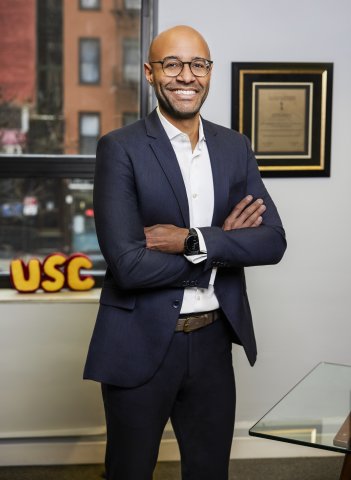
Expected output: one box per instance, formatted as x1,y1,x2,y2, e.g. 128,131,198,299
144,195,266,254
199,136,286,268
145,136,286,268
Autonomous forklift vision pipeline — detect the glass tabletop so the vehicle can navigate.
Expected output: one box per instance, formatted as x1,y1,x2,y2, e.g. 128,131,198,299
249,362,351,454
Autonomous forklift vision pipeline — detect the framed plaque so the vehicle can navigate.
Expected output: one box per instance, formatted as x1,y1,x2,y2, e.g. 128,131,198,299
231,62,333,177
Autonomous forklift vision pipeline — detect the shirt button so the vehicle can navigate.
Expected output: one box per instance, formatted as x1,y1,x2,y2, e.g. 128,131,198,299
173,300,180,308
192,193,198,199
196,296,201,301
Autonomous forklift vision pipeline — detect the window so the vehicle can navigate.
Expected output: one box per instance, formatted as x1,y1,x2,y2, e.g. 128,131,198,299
80,0,101,9
124,0,141,10
0,176,105,277
0,0,157,287
79,38,100,84
79,113,100,154
123,38,140,83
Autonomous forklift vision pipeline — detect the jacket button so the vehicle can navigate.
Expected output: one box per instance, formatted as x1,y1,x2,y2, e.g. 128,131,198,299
173,300,180,308
190,281,195,287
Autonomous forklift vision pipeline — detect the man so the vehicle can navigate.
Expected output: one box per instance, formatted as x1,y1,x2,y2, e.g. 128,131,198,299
84,25,286,480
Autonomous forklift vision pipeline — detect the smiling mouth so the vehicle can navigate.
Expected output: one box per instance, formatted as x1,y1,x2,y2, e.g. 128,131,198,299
172,89,197,96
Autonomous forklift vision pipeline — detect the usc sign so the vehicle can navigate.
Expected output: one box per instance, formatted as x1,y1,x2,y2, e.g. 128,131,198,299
10,253,95,293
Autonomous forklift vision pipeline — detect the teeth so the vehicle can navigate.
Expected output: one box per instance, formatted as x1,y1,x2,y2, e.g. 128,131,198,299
174,90,196,95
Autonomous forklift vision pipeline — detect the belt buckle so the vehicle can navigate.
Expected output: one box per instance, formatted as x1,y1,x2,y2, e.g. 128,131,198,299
183,318,192,333
183,315,200,333
183,315,205,333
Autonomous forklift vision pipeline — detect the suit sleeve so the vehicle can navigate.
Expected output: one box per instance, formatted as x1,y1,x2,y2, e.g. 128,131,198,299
199,136,287,269
93,134,211,290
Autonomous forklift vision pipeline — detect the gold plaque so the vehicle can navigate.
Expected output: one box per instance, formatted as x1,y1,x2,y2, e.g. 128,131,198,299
231,63,333,177
252,84,312,157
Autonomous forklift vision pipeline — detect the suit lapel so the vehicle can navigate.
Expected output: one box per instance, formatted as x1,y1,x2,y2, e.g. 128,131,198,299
145,110,190,227
203,119,229,227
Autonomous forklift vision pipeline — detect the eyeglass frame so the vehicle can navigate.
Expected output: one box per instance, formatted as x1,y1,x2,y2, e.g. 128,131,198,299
149,56,214,77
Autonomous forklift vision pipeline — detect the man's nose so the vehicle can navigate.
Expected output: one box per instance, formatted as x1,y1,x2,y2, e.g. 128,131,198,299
176,63,195,82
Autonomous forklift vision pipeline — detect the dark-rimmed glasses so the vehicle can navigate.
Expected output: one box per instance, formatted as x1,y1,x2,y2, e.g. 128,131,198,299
150,57,213,77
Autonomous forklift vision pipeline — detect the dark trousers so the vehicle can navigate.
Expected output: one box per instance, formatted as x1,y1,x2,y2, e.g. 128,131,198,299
101,314,236,480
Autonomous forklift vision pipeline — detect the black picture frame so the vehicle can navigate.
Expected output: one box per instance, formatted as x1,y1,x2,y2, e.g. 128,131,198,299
231,62,333,177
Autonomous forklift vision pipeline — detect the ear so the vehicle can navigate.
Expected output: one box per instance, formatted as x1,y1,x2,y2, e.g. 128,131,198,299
144,63,153,84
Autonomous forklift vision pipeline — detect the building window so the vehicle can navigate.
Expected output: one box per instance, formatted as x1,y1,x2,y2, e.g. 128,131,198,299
123,38,140,84
124,0,141,10
79,113,100,154
79,38,100,84
79,0,101,9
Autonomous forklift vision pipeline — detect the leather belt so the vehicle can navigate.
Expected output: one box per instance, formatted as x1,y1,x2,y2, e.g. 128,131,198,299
175,310,221,333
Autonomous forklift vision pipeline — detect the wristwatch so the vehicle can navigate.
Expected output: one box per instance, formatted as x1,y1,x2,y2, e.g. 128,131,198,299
184,228,200,255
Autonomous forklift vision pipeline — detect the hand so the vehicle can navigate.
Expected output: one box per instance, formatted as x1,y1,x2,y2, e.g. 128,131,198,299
223,195,266,231
144,224,189,253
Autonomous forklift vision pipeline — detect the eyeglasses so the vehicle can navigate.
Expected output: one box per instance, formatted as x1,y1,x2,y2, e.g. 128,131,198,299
150,57,213,77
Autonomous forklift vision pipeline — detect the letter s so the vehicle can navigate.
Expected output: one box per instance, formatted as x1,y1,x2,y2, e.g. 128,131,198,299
41,253,67,292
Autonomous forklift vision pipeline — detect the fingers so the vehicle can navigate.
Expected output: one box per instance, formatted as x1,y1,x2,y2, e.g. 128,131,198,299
223,196,266,231
251,215,263,227
229,195,254,219
241,199,266,227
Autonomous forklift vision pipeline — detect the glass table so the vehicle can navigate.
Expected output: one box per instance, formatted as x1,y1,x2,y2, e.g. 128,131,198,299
249,363,351,479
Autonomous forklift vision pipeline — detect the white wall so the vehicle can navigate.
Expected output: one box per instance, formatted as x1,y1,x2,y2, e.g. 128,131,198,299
159,0,351,426
0,296,107,466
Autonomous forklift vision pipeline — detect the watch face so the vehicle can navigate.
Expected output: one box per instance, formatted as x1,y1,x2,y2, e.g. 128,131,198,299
186,234,200,254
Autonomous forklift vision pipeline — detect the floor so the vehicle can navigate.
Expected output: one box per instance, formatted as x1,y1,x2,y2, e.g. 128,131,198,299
0,456,345,479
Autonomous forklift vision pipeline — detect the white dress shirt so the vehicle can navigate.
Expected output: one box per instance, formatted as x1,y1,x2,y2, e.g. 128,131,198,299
157,108,219,314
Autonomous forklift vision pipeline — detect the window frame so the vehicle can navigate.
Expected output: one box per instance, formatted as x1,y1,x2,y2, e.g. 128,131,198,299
0,0,158,289
122,111,139,126
79,37,101,85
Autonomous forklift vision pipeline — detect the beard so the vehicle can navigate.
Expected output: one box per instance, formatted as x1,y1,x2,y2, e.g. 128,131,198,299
155,85,209,120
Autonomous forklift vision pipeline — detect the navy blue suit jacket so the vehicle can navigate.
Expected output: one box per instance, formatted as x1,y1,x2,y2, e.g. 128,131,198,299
84,109,286,388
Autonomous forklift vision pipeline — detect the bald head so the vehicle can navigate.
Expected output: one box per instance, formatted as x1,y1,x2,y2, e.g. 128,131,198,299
148,25,211,62
144,25,212,124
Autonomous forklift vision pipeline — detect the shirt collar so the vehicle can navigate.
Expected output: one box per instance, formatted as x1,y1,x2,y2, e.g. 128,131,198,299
156,106,205,145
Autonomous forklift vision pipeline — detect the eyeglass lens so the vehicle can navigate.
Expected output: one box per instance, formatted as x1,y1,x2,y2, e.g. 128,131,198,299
163,58,210,77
